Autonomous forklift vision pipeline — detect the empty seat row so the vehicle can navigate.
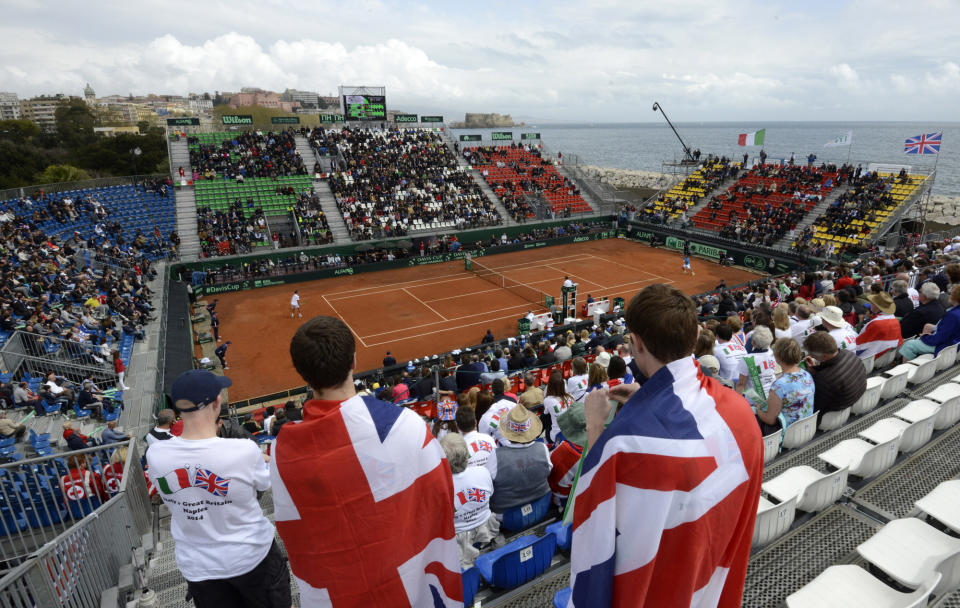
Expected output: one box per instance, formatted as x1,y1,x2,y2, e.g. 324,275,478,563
787,479,960,607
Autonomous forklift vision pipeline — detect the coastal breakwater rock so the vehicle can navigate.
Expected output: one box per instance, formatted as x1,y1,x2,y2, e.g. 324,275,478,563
923,195,960,225
579,165,680,191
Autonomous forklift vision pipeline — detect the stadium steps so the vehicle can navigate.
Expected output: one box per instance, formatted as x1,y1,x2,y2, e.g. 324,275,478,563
168,138,192,183
173,187,201,260
441,135,518,227
293,135,320,171
676,171,743,224
774,183,850,249
308,180,353,245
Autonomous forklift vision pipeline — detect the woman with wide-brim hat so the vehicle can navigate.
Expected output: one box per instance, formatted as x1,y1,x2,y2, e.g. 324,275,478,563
486,404,551,514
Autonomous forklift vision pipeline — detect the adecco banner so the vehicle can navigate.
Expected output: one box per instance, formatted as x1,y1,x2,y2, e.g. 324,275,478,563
192,230,615,295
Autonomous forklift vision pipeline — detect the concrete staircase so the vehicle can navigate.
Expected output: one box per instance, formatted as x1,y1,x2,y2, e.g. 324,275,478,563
169,139,201,259
441,134,517,226
773,184,849,249
679,172,743,224
168,137,191,182
294,135,319,173
310,179,353,245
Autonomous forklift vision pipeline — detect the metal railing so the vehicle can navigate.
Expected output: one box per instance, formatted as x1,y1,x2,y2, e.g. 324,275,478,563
0,174,169,203
153,263,171,416
0,332,120,390
0,441,149,578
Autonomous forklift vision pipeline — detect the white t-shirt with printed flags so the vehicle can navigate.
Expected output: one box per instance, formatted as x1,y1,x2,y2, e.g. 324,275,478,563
146,436,274,582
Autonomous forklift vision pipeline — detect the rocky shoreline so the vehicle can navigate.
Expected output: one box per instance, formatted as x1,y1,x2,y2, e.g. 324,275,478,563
923,195,960,225
579,165,679,191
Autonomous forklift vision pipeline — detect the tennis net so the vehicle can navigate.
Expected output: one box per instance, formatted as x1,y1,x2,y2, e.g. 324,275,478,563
470,259,554,309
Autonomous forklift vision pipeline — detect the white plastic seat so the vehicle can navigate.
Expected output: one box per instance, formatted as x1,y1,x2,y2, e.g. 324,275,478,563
819,406,851,431
858,408,938,453
762,465,848,512
853,376,885,415
857,517,960,594
762,430,780,464
916,480,960,534
895,399,944,425
874,348,897,369
818,436,900,479
753,495,797,547
781,411,819,449
903,357,938,385
923,383,960,429
935,342,959,370
880,366,911,400
860,355,875,375
785,565,940,608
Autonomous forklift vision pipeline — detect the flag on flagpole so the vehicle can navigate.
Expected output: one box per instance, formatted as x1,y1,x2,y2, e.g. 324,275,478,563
904,132,942,155
824,131,853,147
737,129,765,147
155,468,192,495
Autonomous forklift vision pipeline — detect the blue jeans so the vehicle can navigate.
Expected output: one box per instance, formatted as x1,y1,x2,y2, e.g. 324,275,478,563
900,337,936,360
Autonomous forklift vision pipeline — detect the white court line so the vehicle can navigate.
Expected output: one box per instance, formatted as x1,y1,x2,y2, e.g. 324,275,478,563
544,264,606,289
322,294,369,348
402,287,449,322
425,286,503,302
585,254,675,284
362,311,541,348
360,301,534,338
323,253,587,299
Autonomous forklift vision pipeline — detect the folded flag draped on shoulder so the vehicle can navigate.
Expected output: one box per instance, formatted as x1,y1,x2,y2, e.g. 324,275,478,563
904,132,942,155
824,131,853,147
737,129,765,147
271,394,462,607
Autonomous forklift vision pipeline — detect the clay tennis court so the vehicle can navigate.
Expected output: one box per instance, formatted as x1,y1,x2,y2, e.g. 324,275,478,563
209,238,763,401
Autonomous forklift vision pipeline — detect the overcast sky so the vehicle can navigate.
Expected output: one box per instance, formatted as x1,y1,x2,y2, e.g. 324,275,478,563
2,0,958,122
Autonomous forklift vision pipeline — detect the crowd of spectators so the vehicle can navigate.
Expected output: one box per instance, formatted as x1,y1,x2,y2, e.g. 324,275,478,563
292,192,335,246
196,203,270,257
188,131,306,181
465,144,591,219
322,128,502,240
691,163,841,246
792,167,922,258
643,156,741,222
184,221,607,287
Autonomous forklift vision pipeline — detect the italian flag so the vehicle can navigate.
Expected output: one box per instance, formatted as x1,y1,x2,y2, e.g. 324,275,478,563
156,468,192,495
737,129,766,147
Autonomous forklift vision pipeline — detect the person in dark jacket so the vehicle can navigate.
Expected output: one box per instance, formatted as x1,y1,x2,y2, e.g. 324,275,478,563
891,279,914,319
456,354,486,392
216,411,255,441
803,331,866,414
717,292,737,317
900,282,945,338
506,347,526,372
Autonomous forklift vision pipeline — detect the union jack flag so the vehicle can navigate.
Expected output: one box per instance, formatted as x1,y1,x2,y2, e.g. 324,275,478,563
567,357,763,607
904,132,942,155
467,488,488,503
193,469,230,497
271,394,462,607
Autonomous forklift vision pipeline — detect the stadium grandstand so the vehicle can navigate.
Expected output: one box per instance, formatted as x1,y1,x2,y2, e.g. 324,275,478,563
465,145,594,219
2,112,958,608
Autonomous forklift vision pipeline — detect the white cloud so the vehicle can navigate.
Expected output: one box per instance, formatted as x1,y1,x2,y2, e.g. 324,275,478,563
1,0,959,121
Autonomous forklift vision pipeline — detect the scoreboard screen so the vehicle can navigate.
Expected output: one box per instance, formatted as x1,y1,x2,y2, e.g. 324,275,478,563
343,95,386,121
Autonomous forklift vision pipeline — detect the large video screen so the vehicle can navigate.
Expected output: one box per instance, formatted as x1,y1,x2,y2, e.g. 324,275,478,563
343,95,386,121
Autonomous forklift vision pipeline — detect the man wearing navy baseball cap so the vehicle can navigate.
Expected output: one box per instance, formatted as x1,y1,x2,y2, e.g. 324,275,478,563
146,370,291,607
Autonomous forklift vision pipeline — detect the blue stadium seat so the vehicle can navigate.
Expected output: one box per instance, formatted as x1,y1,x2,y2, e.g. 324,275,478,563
475,533,557,589
500,492,552,532
553,587,571,608
462,566,481,607
73,404,92,420
545,521,571,552
40,400,60,416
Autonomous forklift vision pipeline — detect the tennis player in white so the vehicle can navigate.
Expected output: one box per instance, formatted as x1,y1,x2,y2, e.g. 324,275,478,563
290,291,302,318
